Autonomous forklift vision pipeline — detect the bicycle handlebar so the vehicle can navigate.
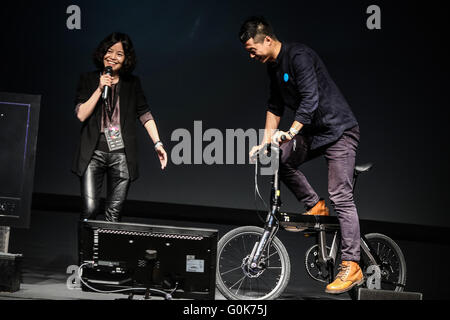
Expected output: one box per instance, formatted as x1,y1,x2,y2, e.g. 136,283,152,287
251,135,287,161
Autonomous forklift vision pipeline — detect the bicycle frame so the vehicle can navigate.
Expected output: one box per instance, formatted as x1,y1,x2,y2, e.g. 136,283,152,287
249,143,386,285
216,143,406,299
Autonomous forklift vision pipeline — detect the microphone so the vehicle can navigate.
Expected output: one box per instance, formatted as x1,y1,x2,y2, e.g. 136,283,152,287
102,66,113,100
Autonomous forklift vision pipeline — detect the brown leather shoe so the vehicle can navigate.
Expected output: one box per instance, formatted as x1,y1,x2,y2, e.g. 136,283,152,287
325,261,364,294
302,200,329,216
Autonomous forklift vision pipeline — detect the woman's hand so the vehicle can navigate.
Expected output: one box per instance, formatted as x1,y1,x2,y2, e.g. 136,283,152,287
156,145,168,170
98,74,113,91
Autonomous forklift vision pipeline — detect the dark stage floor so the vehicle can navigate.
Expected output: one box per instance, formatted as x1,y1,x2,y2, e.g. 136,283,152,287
2,208,449,300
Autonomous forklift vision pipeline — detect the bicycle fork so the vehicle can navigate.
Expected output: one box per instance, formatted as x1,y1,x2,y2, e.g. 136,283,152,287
249,207,279,269
249,149,281,270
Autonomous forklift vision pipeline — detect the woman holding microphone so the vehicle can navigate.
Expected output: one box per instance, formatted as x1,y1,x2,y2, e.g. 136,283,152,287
72,32,167,222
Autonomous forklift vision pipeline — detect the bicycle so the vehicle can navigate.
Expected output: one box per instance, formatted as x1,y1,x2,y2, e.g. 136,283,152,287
216,142,407,300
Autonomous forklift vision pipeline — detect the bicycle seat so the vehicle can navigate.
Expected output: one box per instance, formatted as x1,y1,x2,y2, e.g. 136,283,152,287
354,163,373,175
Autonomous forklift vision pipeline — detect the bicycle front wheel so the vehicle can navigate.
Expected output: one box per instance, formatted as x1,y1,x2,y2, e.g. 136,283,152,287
216,226,291,300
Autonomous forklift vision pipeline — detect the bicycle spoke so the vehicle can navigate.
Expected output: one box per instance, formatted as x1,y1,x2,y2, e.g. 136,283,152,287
236,275,246,295
258,276,277,292
388,263,395,274
263,250,280,261
220,265,242,276
256,276,260,296
243,278,264,298
384,248,392,261
381,280,405,287
230,235,257,256
225,237,255,257
230,239,247,256
229,275,247,290
222,249,244,262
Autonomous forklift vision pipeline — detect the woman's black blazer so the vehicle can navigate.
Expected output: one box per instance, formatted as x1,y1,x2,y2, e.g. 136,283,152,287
72,71,151,181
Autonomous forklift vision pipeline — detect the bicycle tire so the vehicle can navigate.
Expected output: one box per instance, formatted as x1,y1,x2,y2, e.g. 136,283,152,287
362,233,407,292
216,226,291,300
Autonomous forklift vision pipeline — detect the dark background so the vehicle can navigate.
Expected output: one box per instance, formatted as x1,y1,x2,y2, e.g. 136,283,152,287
0,0,449,227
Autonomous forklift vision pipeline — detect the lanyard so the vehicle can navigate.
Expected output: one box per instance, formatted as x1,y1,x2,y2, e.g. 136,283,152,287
105,86,116,122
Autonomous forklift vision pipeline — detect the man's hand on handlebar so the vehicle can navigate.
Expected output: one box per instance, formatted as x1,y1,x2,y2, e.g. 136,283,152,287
249,144,269,163
272,131,292,145
249,131,290,163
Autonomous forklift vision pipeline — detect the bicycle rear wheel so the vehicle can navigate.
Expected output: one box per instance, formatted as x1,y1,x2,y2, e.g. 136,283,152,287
216,226,291,300
361,233,407,292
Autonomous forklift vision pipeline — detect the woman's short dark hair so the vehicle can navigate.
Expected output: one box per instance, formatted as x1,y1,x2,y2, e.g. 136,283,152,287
93,32,137,75
239,16,277,44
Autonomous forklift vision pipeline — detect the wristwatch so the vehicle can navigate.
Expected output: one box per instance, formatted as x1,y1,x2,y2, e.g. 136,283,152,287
288,127,299,138
154,141,163,150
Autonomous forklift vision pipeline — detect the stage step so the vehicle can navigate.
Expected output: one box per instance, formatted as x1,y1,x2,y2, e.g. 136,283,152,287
357,288,423,300
0,253,22,292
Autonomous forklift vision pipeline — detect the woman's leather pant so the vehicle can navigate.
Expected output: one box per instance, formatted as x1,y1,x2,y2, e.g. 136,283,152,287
80,150,131,222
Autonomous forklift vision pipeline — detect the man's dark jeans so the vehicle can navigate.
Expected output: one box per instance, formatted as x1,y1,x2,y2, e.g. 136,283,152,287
279,126,361,262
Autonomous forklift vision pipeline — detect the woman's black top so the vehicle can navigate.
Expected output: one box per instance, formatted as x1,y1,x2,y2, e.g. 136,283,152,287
72,71,153,181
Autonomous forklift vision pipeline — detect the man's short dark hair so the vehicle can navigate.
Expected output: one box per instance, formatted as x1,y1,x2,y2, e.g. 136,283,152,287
239,16,278,44
93,32,137,75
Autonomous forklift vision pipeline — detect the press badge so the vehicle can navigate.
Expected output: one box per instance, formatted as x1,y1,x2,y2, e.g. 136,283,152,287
104,125,125,151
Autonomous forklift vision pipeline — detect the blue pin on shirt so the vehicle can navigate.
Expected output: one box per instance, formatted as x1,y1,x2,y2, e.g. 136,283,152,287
283,73,289,82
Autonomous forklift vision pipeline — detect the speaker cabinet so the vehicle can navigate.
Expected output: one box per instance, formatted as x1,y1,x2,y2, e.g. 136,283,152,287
0,92,41,228
80,220,218,300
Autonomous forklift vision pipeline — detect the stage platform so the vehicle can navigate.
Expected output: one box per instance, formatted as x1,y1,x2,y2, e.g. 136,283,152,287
0,267,347,300
2,202,450,300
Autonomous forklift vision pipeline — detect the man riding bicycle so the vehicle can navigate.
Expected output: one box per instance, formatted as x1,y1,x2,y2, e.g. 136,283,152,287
242,16,363,294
